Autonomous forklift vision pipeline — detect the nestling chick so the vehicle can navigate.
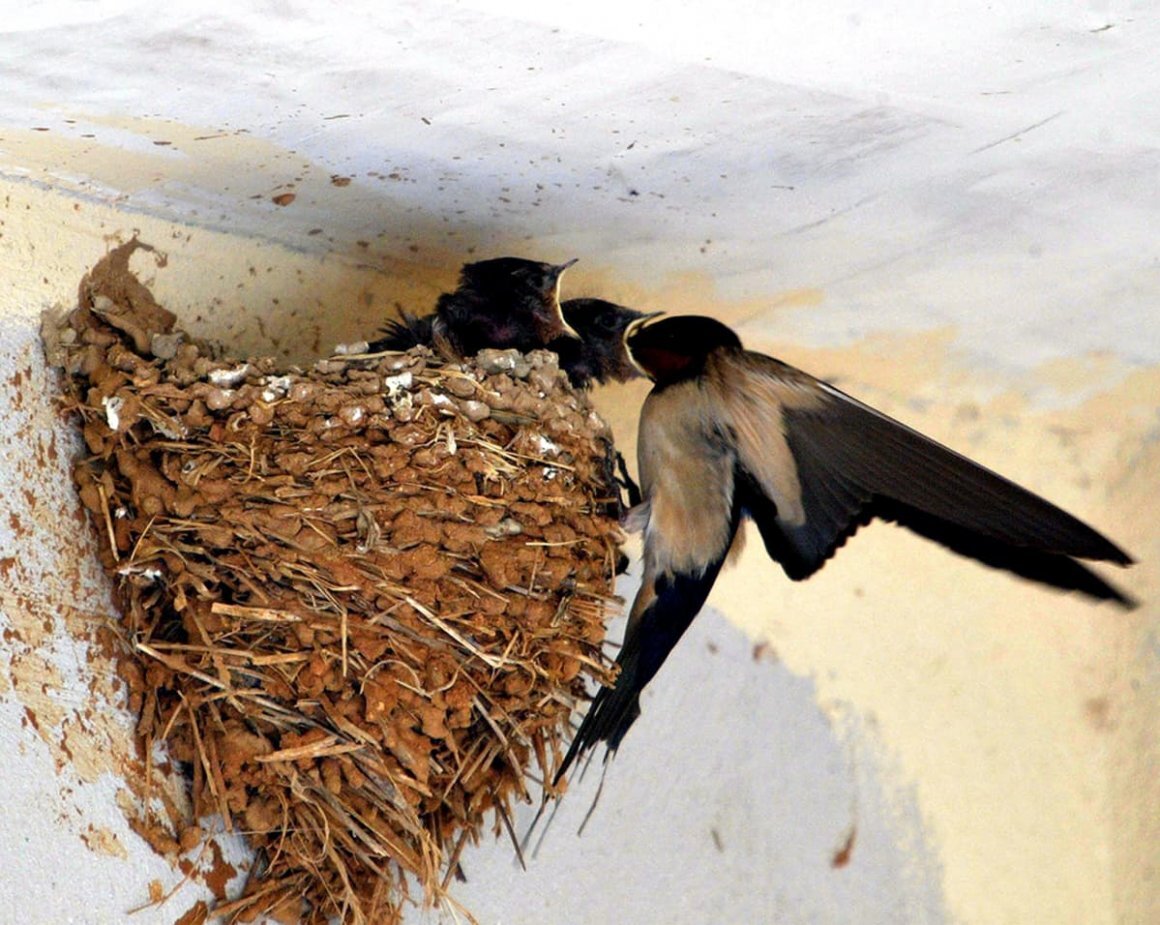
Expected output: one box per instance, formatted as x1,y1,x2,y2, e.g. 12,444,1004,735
368,256,579,357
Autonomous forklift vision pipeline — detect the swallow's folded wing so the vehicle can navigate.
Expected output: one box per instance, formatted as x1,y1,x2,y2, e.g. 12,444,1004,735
556,382,740,782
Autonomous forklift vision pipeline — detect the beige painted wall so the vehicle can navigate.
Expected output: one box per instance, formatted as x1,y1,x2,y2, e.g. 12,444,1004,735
1,3,1157,921
590,267,1160,925
2,173,1155,924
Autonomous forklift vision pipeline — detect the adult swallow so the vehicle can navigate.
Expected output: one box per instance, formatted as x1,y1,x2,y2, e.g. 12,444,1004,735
556,313,1134,782
367,256,579,357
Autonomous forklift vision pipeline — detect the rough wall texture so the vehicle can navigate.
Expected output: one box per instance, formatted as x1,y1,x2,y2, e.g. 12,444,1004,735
1,3,1157,922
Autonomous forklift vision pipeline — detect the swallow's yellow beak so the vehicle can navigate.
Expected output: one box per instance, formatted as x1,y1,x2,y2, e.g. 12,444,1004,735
624,311,664,342
553,258,581,339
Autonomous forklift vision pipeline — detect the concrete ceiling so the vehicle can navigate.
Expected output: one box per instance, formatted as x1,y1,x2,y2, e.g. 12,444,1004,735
3,1,1157,372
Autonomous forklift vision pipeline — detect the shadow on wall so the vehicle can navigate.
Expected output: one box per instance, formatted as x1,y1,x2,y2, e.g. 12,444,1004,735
1,220,947,923
449,606,949,925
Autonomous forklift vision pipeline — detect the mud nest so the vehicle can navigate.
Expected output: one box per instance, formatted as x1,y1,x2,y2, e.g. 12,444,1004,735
51,241,622,924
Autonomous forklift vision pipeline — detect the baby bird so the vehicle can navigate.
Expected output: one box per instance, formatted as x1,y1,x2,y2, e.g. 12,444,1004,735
551,298,657,389
368,256,579,357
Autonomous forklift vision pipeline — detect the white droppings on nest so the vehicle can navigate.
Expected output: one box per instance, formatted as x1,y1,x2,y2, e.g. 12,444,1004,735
485,517,525,538
116,564,164,582
535,434,560,456
147,414,187,440
478,350,517,372
204,388,235,411
208,363,251,386
384,371,413,398
102,394,123,430
261,374,294,401
289,381,319,403
476,348,532,379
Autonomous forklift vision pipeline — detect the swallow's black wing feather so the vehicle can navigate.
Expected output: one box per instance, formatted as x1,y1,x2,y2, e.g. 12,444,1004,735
722,352,1134,605
367,312,434,352
555,379,739,783
554,553,730,786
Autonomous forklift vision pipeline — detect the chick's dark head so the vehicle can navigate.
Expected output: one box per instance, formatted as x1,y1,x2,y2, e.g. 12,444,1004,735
553,299,658,387
448,256,578,349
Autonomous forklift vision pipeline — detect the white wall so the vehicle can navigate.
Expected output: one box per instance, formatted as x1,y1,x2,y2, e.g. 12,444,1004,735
1,2,1156,923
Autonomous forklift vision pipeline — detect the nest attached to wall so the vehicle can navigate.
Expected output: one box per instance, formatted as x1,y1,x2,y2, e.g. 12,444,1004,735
51,240,621,924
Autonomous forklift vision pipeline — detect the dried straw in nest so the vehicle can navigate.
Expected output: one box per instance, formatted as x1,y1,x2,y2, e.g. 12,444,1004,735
52,240,622,924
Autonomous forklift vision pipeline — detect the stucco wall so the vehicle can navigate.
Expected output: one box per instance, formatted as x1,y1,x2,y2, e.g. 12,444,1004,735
1,3,1157,923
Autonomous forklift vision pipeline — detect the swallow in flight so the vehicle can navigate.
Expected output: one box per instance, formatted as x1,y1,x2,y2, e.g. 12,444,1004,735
367,256,579,357
556,313,1135,783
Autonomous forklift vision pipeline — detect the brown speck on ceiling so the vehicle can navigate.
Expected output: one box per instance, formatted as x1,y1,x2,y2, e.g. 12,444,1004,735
831,825,857,868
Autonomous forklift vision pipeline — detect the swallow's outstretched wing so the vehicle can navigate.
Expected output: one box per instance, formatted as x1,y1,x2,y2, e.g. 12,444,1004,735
711,350,1134,605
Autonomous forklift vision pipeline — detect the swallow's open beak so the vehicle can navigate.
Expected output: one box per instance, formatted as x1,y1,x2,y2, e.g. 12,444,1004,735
630,310,665,327
625,311,664,342
552,258,581,339
624,311,665,377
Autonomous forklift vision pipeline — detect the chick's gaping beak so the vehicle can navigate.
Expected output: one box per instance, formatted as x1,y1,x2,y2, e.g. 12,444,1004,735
551,258,581,339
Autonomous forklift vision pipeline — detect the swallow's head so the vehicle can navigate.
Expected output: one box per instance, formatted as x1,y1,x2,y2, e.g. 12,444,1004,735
458,256,579,343
560,299,661,384
625,314,742,384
